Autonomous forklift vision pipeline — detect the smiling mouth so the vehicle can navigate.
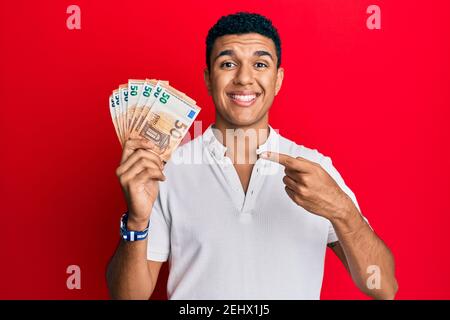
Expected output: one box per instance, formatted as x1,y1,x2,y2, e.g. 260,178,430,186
226,92,262,107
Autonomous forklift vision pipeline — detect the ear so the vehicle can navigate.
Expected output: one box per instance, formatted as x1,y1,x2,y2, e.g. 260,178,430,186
275,67,284,96
204,68,212,96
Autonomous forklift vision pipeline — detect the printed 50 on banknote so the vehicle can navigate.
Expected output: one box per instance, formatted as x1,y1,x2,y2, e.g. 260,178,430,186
109,79,200,161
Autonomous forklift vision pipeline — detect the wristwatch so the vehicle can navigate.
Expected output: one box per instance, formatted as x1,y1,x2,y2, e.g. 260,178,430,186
120,212,150,241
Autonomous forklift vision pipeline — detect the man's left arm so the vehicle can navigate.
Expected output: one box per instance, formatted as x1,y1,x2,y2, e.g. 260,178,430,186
260,151,398,300
327,202,398,299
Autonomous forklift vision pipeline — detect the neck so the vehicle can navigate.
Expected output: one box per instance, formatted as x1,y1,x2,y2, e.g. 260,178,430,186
212,113,270,165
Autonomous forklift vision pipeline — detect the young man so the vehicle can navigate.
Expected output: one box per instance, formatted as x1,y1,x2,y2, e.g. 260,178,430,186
107,12,398,300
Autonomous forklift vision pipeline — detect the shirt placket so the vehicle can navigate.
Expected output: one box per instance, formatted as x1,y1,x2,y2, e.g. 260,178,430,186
241,159,266,214
205,125,278,217
220,157,267,216
221,157,246,211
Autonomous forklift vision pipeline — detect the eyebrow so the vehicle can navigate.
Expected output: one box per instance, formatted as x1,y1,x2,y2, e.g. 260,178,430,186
214,49,274,62
254,50,273,60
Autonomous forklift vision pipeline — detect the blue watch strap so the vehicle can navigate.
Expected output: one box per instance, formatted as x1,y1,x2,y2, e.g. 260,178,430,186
120,212,150,241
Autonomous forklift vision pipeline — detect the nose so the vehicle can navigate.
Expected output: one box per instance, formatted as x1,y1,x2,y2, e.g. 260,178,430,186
233,64,254,86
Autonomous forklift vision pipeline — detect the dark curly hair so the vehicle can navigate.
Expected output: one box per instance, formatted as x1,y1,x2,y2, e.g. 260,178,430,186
206,12,282,70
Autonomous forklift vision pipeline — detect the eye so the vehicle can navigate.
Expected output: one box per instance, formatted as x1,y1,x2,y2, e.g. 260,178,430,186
255,62,268,69
220,61,237,69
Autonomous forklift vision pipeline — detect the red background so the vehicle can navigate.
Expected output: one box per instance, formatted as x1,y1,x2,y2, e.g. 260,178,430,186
1,0,449,299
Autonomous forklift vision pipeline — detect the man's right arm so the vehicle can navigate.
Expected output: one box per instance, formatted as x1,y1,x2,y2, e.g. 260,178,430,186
106,138,166,300
106,238,163,300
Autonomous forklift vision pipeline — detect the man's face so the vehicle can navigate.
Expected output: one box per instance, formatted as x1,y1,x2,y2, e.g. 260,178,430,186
204,33,284,127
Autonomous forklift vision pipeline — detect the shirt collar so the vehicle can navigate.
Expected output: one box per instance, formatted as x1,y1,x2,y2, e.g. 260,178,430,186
202,124,280,161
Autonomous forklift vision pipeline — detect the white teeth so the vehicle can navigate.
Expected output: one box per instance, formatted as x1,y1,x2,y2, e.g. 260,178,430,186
229,94,257,102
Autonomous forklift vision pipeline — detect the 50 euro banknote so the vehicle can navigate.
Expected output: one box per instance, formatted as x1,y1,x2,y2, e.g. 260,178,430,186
109,79,200,161
132,83,200,161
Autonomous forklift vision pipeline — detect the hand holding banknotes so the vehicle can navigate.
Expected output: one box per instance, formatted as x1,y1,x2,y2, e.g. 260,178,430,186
116,138,165,229
109,78,201,229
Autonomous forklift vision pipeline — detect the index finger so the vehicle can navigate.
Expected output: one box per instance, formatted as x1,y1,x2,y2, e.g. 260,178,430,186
121,138,157,163
260,151,309,172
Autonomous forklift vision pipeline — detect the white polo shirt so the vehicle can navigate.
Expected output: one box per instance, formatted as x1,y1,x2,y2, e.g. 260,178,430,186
147,124,365,299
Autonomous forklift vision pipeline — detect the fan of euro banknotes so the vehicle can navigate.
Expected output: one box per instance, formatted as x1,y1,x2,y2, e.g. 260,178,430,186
109,79,201,161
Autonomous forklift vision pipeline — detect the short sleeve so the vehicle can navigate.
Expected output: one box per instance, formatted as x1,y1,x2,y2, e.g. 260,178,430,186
318,154,371,244
146,190,171,262
327,224,339,244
